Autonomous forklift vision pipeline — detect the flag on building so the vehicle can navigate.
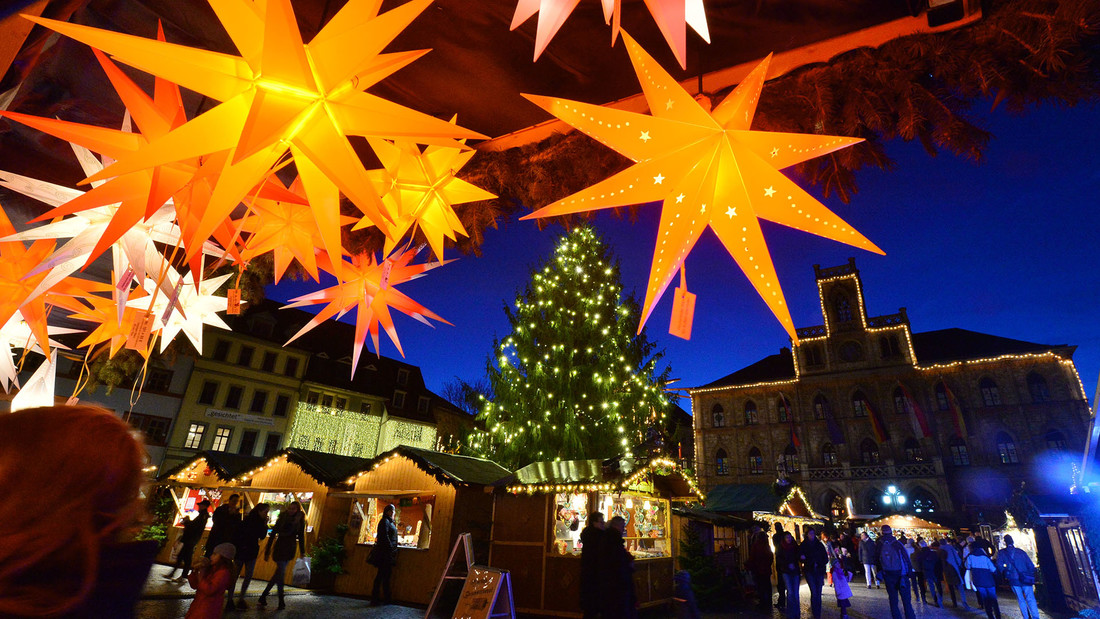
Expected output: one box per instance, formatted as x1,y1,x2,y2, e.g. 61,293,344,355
865,397,889,443
943,382,969,438
898,382,933,438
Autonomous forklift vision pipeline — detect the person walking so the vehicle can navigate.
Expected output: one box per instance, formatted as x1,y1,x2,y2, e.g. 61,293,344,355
205,494,242,557
830,551,855,619
877,525,916,619
922,540,944,607
746,526,774,612
964,545,1002,619
800,528,829,619
600,516,637,619
168,499,211,581
941,536,976,610
909,539,927,604
858,532,880,588
259,502,306,610
229,503,269,610
998,535,1039,618
368,503,399,607
579,511,605,618
186,543,235,619
776,532,801,619
772,523,788,609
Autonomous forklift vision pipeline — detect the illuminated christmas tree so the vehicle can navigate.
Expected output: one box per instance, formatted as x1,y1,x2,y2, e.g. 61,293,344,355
466,226,670,469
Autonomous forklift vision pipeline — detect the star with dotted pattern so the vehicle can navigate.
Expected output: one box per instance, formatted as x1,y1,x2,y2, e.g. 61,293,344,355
521,32,883,340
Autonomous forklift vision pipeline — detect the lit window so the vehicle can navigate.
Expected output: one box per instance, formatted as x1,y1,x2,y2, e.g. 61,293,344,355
822,443,838,466
851,392,870,417
184,423,206,449
980,378,1001,407
748,448,763,475
212,427,231,451
949,438,970,466
777,396,790,422
781,444,799,473
996,432,1019,464
716,449,729,476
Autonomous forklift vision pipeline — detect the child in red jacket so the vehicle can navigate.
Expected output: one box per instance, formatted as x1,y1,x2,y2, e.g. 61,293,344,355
186,543,235,619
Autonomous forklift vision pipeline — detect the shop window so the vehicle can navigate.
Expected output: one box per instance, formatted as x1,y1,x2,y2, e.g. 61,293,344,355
126,412,171,446
1046,430,1068,451
551,493,589,555
397,368,409,386
860,438,880,465
949,437,970,466
893,387,912,415
184,423,206,449
212,427,232,451
262,492,314,528
744,400,758,425
353,495,434,550
273,394,290,417
284,357,299,377
263,433,281,457
250,390,268,414
880,334,901,359
224,385,243,410
144,368,173,392
748,447,763,475
596,492,669,558
839,341,863,362
237,346,254,367
711,404,725,428
417,396,430,415
1028,372,1051,403
851,391,870,417
980,377,1001,407
934,382,950,411
903,438,924,463
213,340,230,361
198,381,218,405
239,430,258,456
393,390,407,409
715,448,729,476
822,443,838,466
813,395,829,420
781,443,799,473
996,432,1020,464
261,351,277,372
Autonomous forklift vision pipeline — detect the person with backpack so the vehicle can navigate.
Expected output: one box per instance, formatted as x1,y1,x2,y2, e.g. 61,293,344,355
964,545,1002,619
997,534,1039,619
876,525,916,619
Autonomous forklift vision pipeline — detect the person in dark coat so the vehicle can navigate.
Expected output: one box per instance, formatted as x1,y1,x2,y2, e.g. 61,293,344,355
259,502,306,610
230,503,269,610
745,526,774,612
772,523,787,609
600,516,637,619
922,541,944,607
858,532,879,588
368,503,399,606
205,494,242,557
167,500,211,580
579,511,605,618
799,528,829,619
776,533,801,619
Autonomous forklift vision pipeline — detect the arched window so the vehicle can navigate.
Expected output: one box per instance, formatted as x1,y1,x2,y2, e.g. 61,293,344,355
903,437,924,463
1045,430,1068,451
910,487,938,514
860,438,880,465
839,341,864,362
776,396,791,422
893,387,912,415
716,448,729,476
851,391,870,417
880,335,901,359
1028,372,1051,403
781,443,799,473
748,447,763,475
711,404,725,428
744,400,758,425
833,293,853,323
822,490,846,519
980,377,1002,407
949,437,970,466
813,394,829,420
934,382,950,411
996,432,1020,464
822,443,838,466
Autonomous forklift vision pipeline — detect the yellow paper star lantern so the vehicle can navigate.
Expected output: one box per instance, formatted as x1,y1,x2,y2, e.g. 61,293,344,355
27,0,487,279
283,247,451,375
522,33,883,340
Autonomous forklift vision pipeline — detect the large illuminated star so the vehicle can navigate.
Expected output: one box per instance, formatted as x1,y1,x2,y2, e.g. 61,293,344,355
126,265,233,353
511,0,709,68
0,316,79,393
522,33,883,340
282,247,451,375
27,0,487,277
363,130,497,260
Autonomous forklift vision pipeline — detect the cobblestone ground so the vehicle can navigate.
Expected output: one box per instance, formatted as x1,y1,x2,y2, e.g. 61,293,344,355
139,564,1068,618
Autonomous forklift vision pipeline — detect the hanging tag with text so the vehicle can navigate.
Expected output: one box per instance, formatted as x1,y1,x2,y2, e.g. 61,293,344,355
227,288,241,315
126,310,156,351
669,268,695,340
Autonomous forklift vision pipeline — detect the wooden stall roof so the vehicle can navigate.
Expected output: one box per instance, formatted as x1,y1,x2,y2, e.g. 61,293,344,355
499,454,704,500
706,483,823,520
159,451,263,483
866,514,950,532
346,445,512,487
233,448,372,487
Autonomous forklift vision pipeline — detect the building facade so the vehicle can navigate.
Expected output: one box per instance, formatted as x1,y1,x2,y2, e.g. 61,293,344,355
689,259,1090,523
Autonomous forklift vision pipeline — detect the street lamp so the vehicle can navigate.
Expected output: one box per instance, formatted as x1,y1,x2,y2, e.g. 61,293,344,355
882,485,906,511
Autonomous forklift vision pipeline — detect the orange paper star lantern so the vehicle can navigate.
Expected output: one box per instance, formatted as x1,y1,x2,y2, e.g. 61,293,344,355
522,33,883,340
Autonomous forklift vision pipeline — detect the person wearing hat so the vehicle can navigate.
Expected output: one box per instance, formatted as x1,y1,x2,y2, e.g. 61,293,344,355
186,542,236,618
166,499,211,581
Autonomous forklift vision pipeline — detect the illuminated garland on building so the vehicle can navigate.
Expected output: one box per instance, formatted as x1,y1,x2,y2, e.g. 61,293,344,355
505,457,705,502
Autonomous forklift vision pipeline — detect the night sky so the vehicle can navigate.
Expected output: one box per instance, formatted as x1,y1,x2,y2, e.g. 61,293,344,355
268,98,1100,411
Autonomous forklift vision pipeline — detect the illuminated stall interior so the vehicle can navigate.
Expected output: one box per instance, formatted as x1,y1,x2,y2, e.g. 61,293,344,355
330,445,511,605
492,455,703,616
863,513,951,540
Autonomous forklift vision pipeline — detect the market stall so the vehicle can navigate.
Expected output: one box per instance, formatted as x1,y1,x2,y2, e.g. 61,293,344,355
329,445,511,605
490,455,703,616
705,483,825,549
862,513,951,540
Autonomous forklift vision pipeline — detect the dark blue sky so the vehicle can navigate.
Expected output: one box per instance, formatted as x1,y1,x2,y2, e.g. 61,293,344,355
269,99,1100,410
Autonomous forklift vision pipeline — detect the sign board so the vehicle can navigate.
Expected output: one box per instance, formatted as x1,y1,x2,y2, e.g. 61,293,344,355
452,566,513,619
204,408,277,427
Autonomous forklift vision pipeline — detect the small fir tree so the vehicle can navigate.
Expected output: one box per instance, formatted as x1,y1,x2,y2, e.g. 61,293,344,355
465,226,669,469
677,523,729,610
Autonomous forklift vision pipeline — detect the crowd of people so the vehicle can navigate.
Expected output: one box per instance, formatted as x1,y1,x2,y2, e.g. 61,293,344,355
744,523,1040,619
577,512,642,618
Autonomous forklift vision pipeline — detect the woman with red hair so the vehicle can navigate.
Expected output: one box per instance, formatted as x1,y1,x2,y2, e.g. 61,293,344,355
0,405,155,618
